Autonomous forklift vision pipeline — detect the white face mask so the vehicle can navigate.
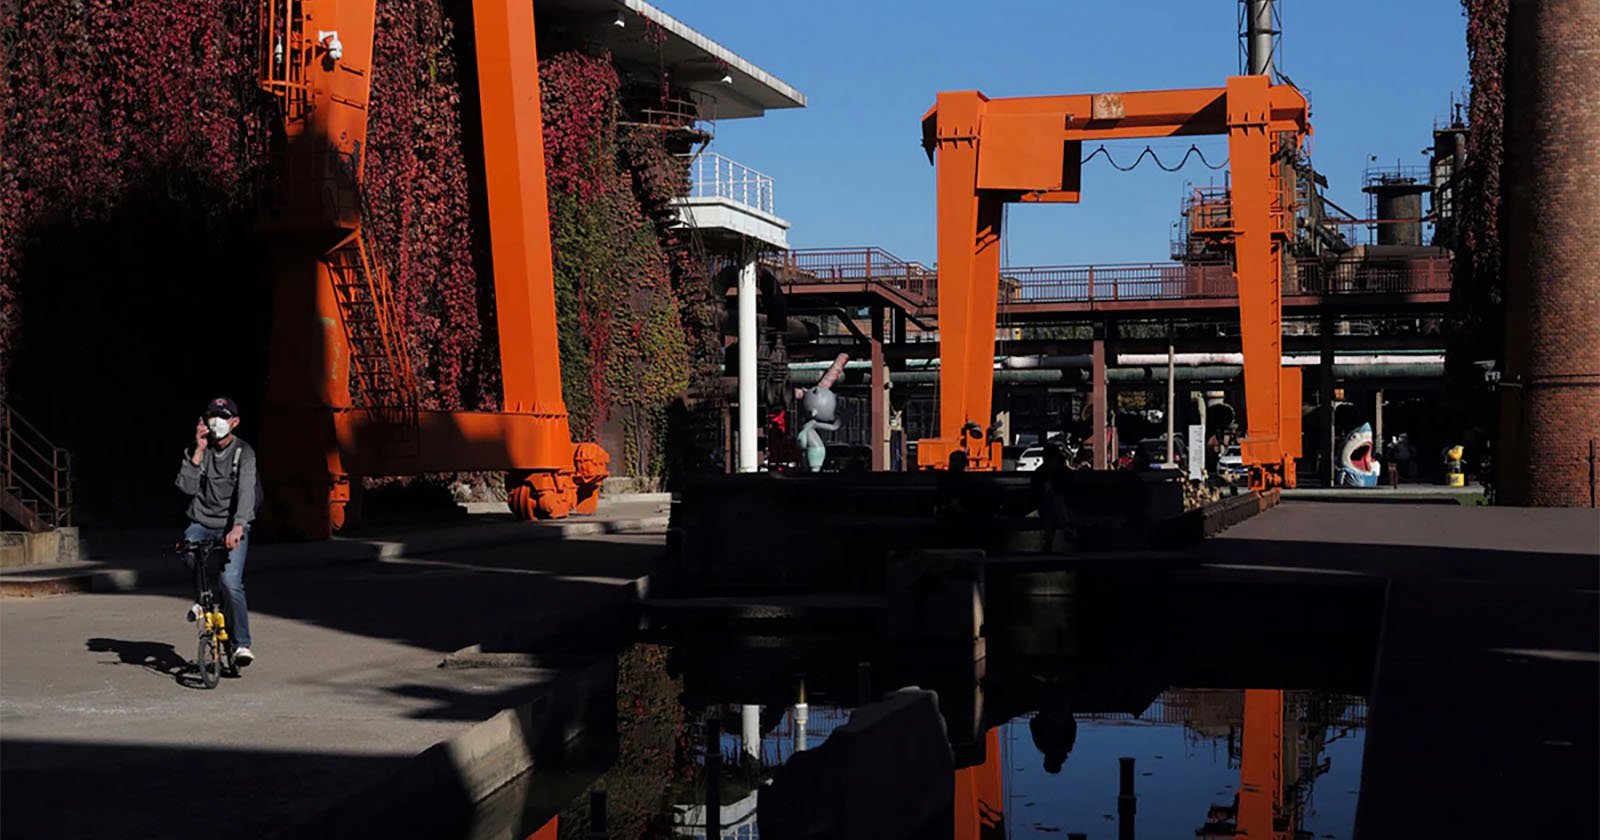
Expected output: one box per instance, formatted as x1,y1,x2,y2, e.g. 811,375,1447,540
207,417,233,439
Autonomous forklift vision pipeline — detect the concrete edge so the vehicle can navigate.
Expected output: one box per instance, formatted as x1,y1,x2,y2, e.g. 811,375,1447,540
274,621,626,838
1,514,670,598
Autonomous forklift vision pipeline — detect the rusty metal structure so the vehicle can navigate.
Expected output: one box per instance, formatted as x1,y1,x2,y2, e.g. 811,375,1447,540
254,0,608,538
914,77,1308,488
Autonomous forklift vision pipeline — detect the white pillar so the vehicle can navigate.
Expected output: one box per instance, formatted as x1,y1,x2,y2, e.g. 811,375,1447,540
1166,341,1176,466
1375,388,1384,451
741,704,761,761
737,254,759,472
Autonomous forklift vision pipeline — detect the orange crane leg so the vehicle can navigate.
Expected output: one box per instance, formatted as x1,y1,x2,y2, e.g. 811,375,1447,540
471,0,608,519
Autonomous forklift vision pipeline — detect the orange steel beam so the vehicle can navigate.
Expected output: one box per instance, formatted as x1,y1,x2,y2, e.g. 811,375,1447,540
915,79,1307,486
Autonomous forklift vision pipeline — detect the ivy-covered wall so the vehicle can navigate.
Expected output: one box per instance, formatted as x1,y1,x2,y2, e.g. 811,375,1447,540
539,50,692,478
1443,0,1506,449
1,0,707,522
0,0,274,522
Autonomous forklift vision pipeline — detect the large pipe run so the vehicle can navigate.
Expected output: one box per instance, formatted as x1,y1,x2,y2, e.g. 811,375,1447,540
789,363,1443,387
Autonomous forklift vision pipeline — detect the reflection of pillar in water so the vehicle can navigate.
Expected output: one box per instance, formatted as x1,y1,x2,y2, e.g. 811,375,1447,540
705,718,722,839
1239,688,1287,840
1118,756,1136,840
793,697,809,753
742,704,761,761
954,727,1006,838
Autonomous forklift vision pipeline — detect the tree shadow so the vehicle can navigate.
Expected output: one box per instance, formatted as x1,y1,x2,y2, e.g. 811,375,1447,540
84,637,214,689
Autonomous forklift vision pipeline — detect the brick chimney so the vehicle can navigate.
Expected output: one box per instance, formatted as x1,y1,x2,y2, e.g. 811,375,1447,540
1497,0,1600,506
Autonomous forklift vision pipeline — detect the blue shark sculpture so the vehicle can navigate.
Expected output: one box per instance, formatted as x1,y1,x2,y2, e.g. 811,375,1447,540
1337,422,1381,487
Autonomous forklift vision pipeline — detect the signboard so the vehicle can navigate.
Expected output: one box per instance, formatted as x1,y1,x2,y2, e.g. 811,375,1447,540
1188,424,1206,481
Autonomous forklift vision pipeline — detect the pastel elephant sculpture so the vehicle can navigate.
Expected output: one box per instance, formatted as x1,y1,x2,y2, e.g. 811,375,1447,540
796,353,849,472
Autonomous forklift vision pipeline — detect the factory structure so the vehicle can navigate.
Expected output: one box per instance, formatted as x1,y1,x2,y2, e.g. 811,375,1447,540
3,0,1596,544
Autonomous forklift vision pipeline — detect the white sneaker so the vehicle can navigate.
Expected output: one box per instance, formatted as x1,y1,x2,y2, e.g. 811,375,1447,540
186,604,203,623
234,646,255,667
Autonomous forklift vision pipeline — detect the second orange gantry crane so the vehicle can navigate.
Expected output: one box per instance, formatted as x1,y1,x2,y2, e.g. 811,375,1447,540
916,76,1306,489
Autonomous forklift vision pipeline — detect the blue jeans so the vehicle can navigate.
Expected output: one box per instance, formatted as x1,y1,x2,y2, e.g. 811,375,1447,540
182,522,251,648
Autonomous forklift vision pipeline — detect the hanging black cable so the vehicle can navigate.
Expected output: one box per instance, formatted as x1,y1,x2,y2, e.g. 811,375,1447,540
1080,144,1230,172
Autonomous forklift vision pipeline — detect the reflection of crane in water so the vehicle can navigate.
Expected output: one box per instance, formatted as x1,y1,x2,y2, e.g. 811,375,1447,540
970,688,1365,840
1194,689,1369,839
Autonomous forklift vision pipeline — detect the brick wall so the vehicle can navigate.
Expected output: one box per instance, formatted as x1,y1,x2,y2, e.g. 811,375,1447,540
1498,0,1600,507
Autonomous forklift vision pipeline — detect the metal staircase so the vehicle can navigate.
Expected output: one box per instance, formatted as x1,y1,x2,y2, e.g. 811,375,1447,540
0,400,73,532
325,233,419,423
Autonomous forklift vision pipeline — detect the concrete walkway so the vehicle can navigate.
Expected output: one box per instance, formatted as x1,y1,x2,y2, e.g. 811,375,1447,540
1,495,670,596
1193,500,1599,839
0,526,667,839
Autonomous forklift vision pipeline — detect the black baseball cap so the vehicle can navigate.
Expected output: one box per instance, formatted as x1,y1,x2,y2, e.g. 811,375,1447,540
203,397,238,418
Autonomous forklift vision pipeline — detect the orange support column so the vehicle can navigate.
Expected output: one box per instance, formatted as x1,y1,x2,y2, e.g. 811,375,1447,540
472,0,580,517
920,91,1005,470
1226,75,1289,488
258,0,381,538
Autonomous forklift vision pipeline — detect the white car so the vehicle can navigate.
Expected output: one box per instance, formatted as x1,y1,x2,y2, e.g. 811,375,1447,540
1218,445,1247,481
1017,446,1045,471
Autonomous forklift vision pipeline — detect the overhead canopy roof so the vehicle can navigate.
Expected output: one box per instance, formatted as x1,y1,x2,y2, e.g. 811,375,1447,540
532,0,807,120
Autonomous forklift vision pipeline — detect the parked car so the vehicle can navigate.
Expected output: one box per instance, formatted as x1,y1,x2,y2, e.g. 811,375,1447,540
1134,437,1187,471
1217,444,1248,482
1017,446,1045,472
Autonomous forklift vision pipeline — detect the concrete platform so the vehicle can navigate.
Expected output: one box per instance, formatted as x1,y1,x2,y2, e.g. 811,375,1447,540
0,496,669,597
0,530,667,839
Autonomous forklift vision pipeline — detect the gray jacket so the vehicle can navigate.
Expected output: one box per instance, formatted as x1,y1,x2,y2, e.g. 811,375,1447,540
175,438,260,529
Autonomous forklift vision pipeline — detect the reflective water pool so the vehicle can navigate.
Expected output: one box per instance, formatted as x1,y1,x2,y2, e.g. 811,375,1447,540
470,564,1386,839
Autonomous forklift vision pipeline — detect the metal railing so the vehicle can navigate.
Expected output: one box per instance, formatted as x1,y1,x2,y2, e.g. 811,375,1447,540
776,247,1452,308
686,153,776,216
770,247,938,304
0,400,73,531
1001,262,1240,303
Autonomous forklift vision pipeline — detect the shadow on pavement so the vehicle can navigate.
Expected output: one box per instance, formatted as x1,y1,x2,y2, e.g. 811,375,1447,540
84,637,200,687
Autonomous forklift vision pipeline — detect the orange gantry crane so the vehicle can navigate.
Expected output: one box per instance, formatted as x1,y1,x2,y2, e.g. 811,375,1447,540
254,0,607,538
916,77,1306,488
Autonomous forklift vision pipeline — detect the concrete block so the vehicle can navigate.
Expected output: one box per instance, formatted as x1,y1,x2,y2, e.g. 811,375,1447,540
885,550,985,642
759,689,955,840
0,527,79,567
0,532,25,568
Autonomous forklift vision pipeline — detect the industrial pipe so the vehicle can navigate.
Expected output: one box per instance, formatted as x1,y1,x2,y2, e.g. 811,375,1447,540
1116,352,1444,367
1246,0,1275,76
788,363,1443,387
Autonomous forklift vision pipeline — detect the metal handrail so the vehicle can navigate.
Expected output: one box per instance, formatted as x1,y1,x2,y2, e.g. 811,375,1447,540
686,152,776,216
777,248,1452,307
1,399,73,529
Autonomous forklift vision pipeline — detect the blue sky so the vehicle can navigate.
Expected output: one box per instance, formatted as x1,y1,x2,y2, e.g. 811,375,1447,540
666,0,1468,266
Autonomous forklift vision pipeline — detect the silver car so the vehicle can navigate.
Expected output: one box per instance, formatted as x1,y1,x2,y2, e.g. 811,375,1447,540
1017,446,1045,472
